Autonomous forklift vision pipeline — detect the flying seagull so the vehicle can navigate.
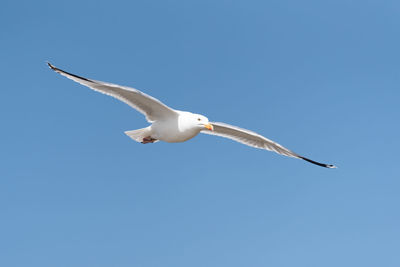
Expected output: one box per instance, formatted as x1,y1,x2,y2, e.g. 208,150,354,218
48,63,336,168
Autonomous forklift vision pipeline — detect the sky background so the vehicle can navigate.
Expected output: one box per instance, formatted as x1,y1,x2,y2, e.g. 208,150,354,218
1,0,400,266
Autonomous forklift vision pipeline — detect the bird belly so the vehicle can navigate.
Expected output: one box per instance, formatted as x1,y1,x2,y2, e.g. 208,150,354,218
156,128,199,143
151,121,199,143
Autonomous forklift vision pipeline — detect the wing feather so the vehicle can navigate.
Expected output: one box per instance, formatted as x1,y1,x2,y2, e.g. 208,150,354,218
202,122,336,168
48,63,177,122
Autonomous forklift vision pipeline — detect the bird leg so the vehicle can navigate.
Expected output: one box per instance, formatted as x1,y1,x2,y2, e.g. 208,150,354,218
141,136,157,144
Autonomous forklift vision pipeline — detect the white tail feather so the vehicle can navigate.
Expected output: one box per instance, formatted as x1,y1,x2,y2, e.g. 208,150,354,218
124,127,152,143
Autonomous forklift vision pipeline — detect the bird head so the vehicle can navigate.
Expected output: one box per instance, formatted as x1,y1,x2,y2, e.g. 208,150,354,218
193,114,213,131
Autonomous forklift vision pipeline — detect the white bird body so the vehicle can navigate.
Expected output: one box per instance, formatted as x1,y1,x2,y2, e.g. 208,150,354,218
150,111,205,143
48,63,336,168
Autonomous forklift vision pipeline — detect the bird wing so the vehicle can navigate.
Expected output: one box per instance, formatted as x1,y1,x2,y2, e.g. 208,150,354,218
48,63,178,122
201,122,336,168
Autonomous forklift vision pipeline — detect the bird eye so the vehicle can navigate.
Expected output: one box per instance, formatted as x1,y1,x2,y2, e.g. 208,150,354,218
198,118,201,121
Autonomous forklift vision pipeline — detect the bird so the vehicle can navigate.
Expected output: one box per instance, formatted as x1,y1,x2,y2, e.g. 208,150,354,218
48,63,336,168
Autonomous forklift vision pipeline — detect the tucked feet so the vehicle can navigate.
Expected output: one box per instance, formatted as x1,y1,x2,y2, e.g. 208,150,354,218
141,136,157,144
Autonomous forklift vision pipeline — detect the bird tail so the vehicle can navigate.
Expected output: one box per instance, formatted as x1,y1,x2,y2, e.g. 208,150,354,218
124,126,154,143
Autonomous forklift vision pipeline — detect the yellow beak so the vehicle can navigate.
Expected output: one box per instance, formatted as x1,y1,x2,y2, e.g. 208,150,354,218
204,123,214,131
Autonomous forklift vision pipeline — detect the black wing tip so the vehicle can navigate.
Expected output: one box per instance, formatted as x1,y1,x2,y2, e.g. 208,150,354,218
46,62,94,83
300,156,337,169
47,62,56,70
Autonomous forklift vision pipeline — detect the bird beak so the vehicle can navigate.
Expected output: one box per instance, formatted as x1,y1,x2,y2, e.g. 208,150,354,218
204,123,214,131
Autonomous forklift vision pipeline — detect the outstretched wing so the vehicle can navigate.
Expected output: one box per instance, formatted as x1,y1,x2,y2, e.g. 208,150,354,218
48,63,177,122
202,122,336,168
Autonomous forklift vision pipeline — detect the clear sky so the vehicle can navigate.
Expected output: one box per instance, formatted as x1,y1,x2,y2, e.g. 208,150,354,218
1,0,399,266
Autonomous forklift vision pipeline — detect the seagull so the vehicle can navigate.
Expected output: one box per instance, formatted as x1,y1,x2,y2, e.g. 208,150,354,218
48,63,336,168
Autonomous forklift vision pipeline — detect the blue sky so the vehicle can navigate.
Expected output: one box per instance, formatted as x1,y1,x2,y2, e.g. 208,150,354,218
1,0,399,266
